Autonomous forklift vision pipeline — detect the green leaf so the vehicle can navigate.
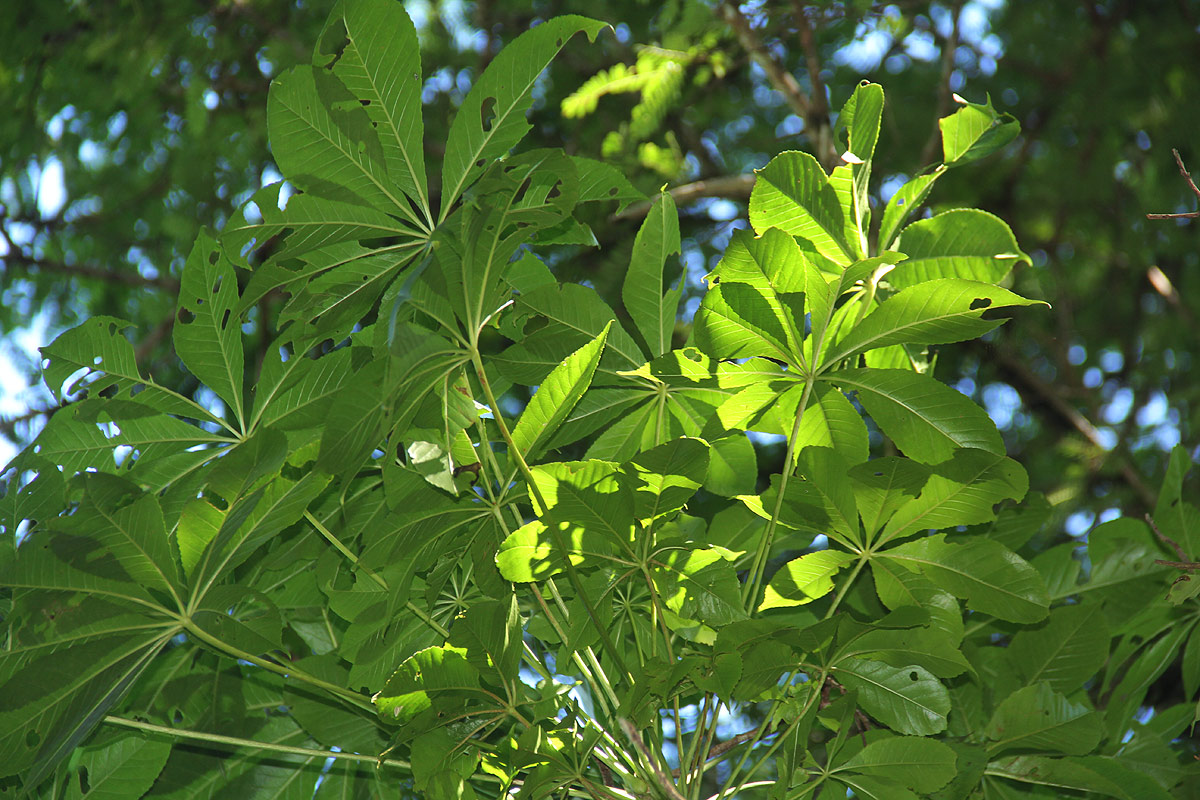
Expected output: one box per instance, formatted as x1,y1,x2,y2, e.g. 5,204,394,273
64,731,172,800
530,459,633,551
749,151,852,264
439,15,607,215
268,63,414,221
823,279,1041,366
939,94,1020,167
836,735,956,793
0,633,169,785
987,755,1174,800
511,322,610,463
571,155,645,210
651,546,747,632
826,368,1003,463
882,533,1049,623
849,457,931,540
40,317,218,424
877,449,1028,546
793,383,870,466
1154,444,1200,558
374,645,481,725
760,550,856,611
1008,603,1110,692
624,437,708,521
891,209,1029,290
879,169,943,250
835,659,950,736
334,0,431,219
693,281,802,366
985,683,1102,756
623,191,682,358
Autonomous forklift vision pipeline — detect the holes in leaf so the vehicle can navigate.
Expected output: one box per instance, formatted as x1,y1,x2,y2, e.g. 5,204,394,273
556,38,563,47
221,309,232,330
480,96,496,132
208,249,220,266
608,187,618,196
212,275,222,294
909,671,920,681
93,356,102,366
177,307,195,325
969,297,992,310
475,158,486,168
896,198,905,206
360,99,371,107
25,730,40,748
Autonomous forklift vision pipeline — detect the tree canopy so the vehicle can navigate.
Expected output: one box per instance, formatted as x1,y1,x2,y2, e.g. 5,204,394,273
1,1,1199,798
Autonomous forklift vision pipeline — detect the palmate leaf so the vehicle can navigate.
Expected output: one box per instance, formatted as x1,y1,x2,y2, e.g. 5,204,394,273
39,316,219,425
693,281,804,366
175,231,246,428
986,755,1174,800
876,448,1028,546
439,15,608,218
223,185,420,291
624,437,708,521
650,545,747,634
834,659,950,736
0,632,171,786
1007,603,1111,693
890,209,1029,290
63,730,172,800
268,63,416,224
529,459,634,551
834,735,956,794
825,368,1003,464
511,322,610,464
985,683,1102,757
333,0,431,221
822,279,1042,367
760,550,856,611
748,151,853,264
623,191,682,359
881,533,1049,623
374,645,482,725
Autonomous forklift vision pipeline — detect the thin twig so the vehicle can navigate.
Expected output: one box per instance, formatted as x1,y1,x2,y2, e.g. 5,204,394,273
612,173,755,221
1146,513,1189,561
920,1,963,166
617,718,688,800
719,3,813,118
1147,149,1200,219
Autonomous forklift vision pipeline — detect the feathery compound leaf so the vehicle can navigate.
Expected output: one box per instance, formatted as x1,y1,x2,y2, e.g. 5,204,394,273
510,321,610,464
175,231,245,427
440,16,607,217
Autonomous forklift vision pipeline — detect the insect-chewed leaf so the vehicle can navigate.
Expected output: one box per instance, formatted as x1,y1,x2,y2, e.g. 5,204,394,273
890,209,1029,289
440,15,608,216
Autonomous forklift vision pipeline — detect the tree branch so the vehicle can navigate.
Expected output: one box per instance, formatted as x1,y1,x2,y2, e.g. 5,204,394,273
978,340,1157,510
2,251,179,291
612,173,755,221
920,1,963,166
719,3,835,169
1146,148,1200,219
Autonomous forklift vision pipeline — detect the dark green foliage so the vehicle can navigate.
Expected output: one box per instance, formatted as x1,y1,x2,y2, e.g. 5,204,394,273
2,2,1198,798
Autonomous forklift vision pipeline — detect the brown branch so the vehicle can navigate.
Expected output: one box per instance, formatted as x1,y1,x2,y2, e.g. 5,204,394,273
792,4,836,170
979,341,1158,510
1147,149,1200,220
612,173,755,221
720,3,837,168
3,252,179,292
617,718,687,800
920,1,963,166
1146,513,1189,561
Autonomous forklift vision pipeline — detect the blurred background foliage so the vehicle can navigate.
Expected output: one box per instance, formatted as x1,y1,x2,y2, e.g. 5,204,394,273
1,0,1198,541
